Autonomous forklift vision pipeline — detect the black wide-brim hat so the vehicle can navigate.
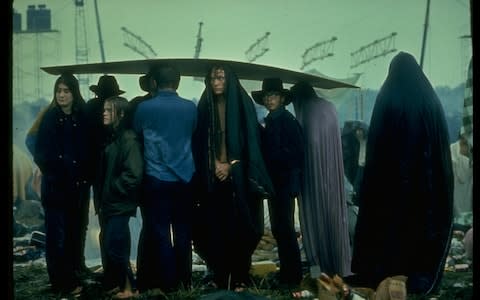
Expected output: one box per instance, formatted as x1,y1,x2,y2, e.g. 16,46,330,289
89,75,125,98
251,78,292,106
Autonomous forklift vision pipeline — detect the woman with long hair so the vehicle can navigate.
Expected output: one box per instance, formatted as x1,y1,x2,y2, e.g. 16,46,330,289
34,73,91,296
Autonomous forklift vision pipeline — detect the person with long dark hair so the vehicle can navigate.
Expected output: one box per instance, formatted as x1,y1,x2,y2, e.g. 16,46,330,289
289,81,352,278
34,73,91,296
191,65,274,291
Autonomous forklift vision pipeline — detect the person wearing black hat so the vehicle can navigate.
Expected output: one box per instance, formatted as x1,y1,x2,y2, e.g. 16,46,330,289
126,71,157,129
252,78,304,288
85,74,126,277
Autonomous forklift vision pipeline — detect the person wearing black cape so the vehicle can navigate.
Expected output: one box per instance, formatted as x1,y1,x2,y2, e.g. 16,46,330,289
192,65,274,291
350,51,454,296
341,120,369,206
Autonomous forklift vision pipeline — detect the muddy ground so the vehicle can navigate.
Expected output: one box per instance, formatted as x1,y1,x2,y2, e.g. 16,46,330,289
12,261,473,300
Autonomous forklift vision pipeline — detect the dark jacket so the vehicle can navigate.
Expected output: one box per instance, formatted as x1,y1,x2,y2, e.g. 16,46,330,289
94,128,143,218
34,105,91,208
261,106,304,197
85,97,108,178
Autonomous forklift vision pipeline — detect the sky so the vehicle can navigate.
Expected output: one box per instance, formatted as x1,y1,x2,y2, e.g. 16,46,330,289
12,0,472,102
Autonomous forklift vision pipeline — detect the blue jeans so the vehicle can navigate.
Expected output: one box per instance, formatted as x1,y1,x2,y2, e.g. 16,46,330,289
101,214,134,291
136,175,193,291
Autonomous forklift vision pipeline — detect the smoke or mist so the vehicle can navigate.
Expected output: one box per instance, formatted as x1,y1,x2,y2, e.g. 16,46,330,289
12,98,50,156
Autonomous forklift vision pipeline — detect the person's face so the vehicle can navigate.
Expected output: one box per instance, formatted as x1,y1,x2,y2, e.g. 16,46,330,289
263,92,283,112
210,68,226,95
355,128,365,141
459,136,470,157
103,101,115,126
55,83,74,110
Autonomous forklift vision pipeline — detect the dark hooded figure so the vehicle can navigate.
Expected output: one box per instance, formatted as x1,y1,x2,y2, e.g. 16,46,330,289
350,52,454,296
341,120,369,206
191,65,274,291
290,81,352,278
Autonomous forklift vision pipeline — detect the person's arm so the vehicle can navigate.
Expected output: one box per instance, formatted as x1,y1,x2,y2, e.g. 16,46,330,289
111,133,144,198
278,114,305,170
25,106,49,156
25,133,37,157
132,104,143,135
33,111,54,175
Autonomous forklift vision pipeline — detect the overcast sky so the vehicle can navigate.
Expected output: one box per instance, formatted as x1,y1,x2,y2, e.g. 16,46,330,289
12,0,472,101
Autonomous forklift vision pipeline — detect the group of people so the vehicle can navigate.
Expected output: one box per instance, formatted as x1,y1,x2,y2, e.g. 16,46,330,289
27,51,462,298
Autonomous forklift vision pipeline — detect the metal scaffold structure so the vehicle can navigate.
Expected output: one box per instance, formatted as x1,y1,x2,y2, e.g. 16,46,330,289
121,26,157,59
12,5,60,103
349,32,397,120
74,0,91,98
245,32,270,63
350,32,397,69
300,37,337,70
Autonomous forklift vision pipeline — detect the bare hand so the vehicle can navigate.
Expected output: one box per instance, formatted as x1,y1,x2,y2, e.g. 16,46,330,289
215,160,231,181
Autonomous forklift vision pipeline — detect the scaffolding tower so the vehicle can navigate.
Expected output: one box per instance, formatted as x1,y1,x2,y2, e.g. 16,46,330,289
74,0,91,98
459,35,472,84
12,5,60,103
300,37,337,70
193,22,204,81
350,32,397,119
350,32,397,69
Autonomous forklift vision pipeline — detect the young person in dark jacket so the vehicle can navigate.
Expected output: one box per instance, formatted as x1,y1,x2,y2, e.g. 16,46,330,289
86,75,126,273
34,73,91,296
252,78,305,289
94,96,143,298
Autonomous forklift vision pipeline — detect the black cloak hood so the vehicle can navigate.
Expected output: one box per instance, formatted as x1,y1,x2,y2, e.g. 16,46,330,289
192,65,274,246
351,52,454,296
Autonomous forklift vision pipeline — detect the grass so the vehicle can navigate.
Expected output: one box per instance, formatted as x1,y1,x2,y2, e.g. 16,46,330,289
13,262,473,299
